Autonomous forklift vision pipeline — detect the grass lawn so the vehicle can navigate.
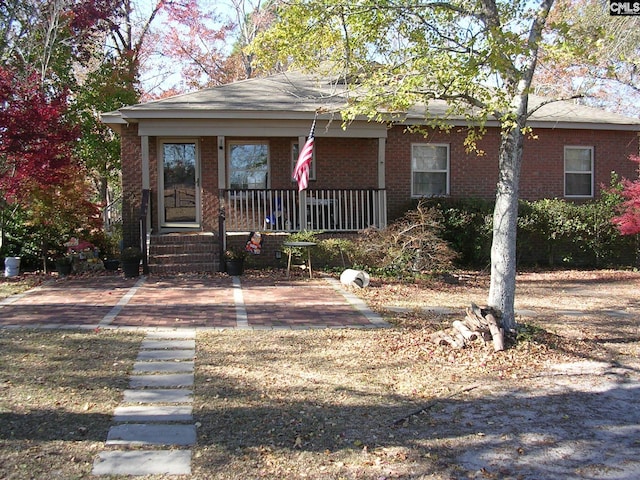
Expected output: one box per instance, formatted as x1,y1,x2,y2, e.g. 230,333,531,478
0,274,49,301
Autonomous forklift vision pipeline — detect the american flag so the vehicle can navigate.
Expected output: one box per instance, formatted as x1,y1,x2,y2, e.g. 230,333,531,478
293,115,316,191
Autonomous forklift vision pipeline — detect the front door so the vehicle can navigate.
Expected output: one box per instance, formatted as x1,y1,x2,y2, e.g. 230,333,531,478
160,140,200,228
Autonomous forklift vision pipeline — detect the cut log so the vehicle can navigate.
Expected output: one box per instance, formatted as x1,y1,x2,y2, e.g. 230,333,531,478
465,310,487,332
429,329,465,349
452,320,479,341
429,330,451,346
485,313,504,351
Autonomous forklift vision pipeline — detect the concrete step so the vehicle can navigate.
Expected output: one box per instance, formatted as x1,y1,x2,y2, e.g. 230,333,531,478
148,262,219,274
106,424,196,446
113,405,193,423
150,252,216,264
122,388,193,404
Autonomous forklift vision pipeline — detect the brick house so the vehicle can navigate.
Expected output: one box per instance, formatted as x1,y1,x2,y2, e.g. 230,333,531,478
101,71,640,273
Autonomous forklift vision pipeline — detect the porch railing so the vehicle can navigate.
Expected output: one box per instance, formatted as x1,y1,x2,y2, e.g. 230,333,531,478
221,189,387,233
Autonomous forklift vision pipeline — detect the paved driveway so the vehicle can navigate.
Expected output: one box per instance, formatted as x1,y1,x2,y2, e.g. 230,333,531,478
0,274,388,330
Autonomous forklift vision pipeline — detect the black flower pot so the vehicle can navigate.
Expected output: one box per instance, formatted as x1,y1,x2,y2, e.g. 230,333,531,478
225,259,244,276
56,261,73,277
103,259,120,271
121,260,140,278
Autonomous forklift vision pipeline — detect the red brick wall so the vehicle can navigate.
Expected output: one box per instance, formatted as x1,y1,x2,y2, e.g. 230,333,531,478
120,126,639,236
121,124,142,248
201,137,219,231
385,125,639,221
313,137,379,189
224,137,380,190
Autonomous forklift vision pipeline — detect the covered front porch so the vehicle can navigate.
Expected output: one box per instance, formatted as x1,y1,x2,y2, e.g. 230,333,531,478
222,188,387,233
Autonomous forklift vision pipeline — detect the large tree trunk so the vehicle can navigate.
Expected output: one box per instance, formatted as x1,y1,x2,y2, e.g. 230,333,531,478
487,98,527,333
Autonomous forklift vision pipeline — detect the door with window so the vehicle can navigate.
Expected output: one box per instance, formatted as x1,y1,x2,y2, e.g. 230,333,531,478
160,140,200,228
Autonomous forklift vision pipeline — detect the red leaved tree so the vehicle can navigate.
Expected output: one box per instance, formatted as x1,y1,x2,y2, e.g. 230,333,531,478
611,155,640,235
0,67,78,204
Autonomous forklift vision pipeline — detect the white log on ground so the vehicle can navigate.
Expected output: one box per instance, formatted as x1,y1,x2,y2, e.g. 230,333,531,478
485,313,505,351
452,320,478,341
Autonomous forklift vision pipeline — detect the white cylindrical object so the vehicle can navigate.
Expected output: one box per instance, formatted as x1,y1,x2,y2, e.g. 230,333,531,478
340,269,370,288
4,256,21,278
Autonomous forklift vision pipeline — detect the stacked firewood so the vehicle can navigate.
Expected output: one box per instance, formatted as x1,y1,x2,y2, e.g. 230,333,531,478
429,303,505,351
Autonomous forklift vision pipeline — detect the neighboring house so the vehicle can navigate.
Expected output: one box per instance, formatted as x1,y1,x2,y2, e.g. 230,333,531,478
101,71,640,273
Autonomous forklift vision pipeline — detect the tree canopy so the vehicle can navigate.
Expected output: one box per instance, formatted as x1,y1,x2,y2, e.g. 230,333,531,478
253,0,557,330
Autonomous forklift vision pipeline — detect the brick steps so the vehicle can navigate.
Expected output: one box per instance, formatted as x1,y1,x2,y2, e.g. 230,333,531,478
148,233,220,274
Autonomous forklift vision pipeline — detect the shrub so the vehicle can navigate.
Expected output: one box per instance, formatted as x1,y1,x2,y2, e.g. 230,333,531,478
426,198,493,267
351,200,456,276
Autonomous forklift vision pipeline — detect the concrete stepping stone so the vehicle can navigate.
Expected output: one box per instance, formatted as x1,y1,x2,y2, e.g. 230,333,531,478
133,360,195,373
113,405,193,422
106,423,196,446
130,373,194,388
136,349,195,361
140,339,196,350
123,388,192,404
146,329,196,339
92,450,191,475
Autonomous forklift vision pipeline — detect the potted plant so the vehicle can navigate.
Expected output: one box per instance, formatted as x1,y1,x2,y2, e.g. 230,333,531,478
224,246,247,276
120,246,142,278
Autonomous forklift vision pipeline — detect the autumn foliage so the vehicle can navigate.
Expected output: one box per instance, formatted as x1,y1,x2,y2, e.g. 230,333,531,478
0,67,78,204
611,155,640,236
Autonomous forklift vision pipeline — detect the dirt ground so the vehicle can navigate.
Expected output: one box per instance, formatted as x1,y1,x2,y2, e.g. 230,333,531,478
191,269,640,480
1,269,639,479
353,269,640,479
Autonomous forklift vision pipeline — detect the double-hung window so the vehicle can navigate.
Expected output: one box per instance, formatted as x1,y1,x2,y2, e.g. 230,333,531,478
412,144,449,197
564,146,593,197
228,142,269,189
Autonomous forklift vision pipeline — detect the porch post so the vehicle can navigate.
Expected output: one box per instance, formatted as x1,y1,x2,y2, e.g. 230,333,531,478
217,136,226,189
141,136,150,190
377,137,387,228
217,136,226,258
141,135,151,233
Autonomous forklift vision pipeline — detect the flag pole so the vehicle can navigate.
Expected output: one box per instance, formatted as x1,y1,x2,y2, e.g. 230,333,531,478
296,111,320,229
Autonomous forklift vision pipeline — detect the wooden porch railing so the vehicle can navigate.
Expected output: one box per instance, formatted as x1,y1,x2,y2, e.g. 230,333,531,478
221,189,387,232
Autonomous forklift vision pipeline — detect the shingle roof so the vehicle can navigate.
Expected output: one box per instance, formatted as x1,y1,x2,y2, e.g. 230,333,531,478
103,71,640,131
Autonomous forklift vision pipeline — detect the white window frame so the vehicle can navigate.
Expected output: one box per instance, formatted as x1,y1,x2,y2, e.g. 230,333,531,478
411,143,450,198
291,140,316,182
564,146,594,198
228,141,270,189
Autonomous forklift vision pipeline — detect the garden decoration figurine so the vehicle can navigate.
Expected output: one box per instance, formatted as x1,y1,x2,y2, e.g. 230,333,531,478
63,237,104,274
245,232,263,255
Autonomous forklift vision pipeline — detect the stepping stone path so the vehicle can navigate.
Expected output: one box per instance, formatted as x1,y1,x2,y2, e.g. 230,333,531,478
92,329,196,476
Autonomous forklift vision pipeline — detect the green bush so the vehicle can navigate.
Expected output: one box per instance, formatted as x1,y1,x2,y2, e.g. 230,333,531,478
425,198,493,267
284,231,353,269
428,192,636,268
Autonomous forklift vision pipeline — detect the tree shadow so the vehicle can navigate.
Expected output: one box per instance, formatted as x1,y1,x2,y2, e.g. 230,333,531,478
193,378,640,478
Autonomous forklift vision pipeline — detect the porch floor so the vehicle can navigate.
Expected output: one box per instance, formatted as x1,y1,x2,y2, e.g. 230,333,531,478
0,272,388,330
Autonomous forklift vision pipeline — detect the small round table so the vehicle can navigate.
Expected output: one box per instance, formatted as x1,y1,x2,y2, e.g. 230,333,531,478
283,241,317,279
